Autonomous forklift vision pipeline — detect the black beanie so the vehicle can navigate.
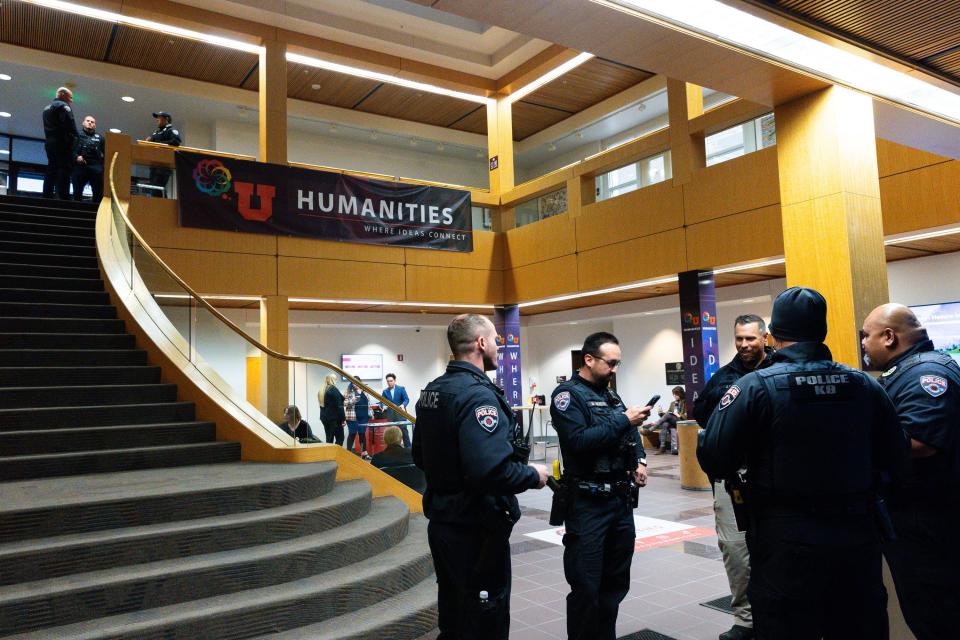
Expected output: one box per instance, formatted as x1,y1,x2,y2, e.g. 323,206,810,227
768,286,828,342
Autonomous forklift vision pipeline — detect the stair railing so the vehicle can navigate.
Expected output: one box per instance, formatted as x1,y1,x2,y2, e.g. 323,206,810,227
103,152,415,449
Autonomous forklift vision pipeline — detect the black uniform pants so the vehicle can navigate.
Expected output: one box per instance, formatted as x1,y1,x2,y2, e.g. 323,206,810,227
884,500,960,640
746,515,887,640
148,167,172,197
427,520,511,640
71,164,103,201
43,142,73,200
321,418,344,446
562,494,635,640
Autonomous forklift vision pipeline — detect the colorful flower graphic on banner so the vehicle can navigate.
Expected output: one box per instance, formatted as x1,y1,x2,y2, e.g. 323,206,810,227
193,159,232,197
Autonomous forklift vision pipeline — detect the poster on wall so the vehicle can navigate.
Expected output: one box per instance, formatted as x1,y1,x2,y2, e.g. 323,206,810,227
175,150,473,252
341,354,383,380
910,301,960,363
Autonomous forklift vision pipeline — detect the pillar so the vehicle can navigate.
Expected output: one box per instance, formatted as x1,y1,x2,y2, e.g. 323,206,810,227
678,270,720,404
487,95,514,196
775,86,888,366
259,295,289,422
667,79,705,186
259,39,288,164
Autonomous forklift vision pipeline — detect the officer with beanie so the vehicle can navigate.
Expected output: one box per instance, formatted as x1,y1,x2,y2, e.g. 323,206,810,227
144,111,181,196
698,287,906,639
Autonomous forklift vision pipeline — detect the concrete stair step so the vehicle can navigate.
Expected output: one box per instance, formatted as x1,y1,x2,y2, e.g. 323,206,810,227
0,211,95,230
0,251,98,269
0,289,112,305
0,302,116,318
0,365,159,387
0,196,97,216
0,240,95,258
0,349,147,367
0,420,213,456
0,480,371,585
0,275,103,291
0,262,99,279
0,515,433,640
0,333,134,349
0,383,177,409
0,219,95,238
0,401,196,432
0,462,338,543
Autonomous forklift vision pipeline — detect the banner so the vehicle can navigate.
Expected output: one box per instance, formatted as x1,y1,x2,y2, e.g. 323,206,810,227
494,305,523,408
679,270,720,404
175,150,473,252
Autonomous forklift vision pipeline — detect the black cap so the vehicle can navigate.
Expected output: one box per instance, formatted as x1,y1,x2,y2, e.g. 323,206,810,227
152,111,172,121
768,286,828,342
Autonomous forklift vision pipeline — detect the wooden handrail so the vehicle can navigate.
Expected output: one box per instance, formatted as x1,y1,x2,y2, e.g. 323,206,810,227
108,152,416,424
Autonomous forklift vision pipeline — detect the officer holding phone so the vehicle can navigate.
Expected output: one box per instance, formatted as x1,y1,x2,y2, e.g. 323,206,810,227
550,332,652,640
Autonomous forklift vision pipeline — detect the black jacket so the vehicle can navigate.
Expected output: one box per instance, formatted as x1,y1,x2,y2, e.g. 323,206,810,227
320,386,345,423
74,129,105,166
693,347,774,427
372,443,414,469
42,99,77,146
147,123,182,146
277,419,316,441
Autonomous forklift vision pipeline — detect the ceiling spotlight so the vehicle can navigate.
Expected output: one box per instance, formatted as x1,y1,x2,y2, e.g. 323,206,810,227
109,128,122,133
0,74,10,81
637,103,647,112
121,96,135,102
410,139,418,147
311,83,322,90
328,124,338,133
0,150,9,155
475,150,484,158
0,112,10,118
575,131,583,139
303,69,309,75
168,39,175,45
436,143,445,152
370,131,379,140
547,143,557,151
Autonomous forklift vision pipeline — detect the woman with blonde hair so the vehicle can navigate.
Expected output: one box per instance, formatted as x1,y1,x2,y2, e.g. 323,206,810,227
318,373,346,446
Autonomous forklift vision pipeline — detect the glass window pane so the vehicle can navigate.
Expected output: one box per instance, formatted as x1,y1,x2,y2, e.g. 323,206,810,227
644,155,666,185
759,113,777,148
12,138,47,165
607,164,637,188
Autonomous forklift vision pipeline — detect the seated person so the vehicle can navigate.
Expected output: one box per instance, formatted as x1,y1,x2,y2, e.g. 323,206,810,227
371,426,413,468
640,386,686,454
278,405,317,442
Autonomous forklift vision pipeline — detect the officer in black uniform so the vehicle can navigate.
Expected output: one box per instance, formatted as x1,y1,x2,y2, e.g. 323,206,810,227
861,302,960,640
413,313,549,640
144,111,182,196
41,87,78,200
550,331,651,640
693,314,772,640
71,115,105,202
698,287,907,640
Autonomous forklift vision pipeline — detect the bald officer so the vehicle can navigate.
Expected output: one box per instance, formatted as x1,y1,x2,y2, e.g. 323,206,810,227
861,303,960,640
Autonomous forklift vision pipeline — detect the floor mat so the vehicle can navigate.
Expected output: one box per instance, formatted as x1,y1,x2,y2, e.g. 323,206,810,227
617,630,679,640
700,594,735,614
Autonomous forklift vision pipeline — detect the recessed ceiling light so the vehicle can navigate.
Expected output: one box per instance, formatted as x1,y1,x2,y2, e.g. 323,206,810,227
109,128,122,133
121,96,135,102
507,52,594,103
0,112,10,118
548,143,557,151
311,83,322,90
409,139,418,147
328,124,337,133
0,74,10,81
370,131,379,140
0,150,9,155
436,143,444,151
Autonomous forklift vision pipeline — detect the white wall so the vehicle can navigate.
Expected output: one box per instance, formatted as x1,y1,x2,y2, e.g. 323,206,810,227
212,120,488,188
888,252,960,306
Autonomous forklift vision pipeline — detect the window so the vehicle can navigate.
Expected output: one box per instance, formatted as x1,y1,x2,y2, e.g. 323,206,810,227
515,188,568,228
595,150,672,202
705,113,776,167
471,206,492,231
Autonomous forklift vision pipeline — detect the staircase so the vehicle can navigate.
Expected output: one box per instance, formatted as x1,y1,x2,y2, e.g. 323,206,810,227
0,195,437,639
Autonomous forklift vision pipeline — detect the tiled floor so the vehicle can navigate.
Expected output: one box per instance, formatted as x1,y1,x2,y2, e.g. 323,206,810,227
506,452,735,640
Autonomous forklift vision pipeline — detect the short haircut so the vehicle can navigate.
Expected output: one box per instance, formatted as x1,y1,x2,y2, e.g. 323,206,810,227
56,86,73,99
447,314,490,356
383,426,402,446
671,386,685,399
385,373,396,381
582,332,619,357
734,314,767,334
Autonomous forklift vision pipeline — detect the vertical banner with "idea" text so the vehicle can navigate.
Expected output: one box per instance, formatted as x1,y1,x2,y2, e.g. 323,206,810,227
679,270,720,404
494,305,523,409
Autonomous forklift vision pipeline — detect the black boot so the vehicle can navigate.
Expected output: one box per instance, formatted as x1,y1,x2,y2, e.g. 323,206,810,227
719,625,753,640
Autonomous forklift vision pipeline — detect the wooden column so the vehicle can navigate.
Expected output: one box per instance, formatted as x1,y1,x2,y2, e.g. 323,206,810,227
259,39,287,164
775,86,888,366
259,295,289,422
487,95,514,195
667,79,704,186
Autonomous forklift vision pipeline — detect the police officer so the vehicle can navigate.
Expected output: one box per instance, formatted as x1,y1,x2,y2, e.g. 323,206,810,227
71,115,105,202
413,313,549,640
144,111,181,196
41,86,78,200
698,287,907,639
550,332,651,640
861,303,960,640
693,314,772,640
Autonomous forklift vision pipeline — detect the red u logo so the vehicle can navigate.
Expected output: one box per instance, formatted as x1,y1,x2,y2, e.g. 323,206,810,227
234,182,277,221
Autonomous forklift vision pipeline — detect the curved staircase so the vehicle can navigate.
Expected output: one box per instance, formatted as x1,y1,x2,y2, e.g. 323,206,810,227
0,195,437,639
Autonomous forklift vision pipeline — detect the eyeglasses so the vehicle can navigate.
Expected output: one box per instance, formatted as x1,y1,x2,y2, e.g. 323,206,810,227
588,354,621,368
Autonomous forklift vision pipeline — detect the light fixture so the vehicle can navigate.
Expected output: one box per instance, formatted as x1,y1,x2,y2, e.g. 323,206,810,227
507,52,594,103
0,112,10,118
328,124,338,133
436,143,445,152
518,275,679,308
153,294,262,301
0,150,9,155
0,74,10,81
575,131,583,139
287,52,493,105
609,0,960,124
311,83,322,90
547,143,557,151
288,297,495,309
109,128,122,133
121,96,135,102
370,131,379,140
409,139,418,147
884,225,960,245
19,0,263,54
712,258,786,274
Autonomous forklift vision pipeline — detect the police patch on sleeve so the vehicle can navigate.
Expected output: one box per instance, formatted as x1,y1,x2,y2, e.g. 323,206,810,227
920,375,948,398
554,391,571,412
475,405,499,432
718,385,741,411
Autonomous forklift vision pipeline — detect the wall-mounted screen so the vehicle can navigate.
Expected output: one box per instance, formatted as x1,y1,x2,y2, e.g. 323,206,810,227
341,353,384,380
909,301,960,363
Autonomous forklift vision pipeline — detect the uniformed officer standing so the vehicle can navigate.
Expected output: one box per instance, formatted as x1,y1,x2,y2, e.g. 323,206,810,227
41,87,78,200
71,115,105,202
861,303,960,640
698,287,906,640
144,111,181,196
413,313,549,640
693,314,772,640
550,332,652,640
